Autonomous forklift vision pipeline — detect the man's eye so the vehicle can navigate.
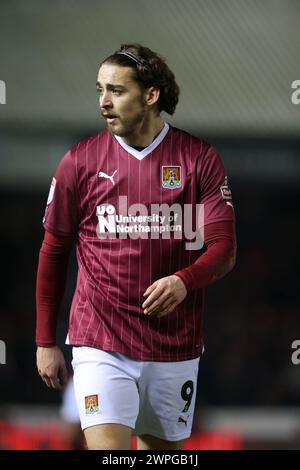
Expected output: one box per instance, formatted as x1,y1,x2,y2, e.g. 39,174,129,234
96,88,103,94
113,90,122,95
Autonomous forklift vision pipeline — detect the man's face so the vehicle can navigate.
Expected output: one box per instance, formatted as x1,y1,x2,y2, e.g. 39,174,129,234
97,63,148,137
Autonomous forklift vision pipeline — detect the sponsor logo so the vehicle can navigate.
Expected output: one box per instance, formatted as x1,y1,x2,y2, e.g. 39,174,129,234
162,166,181,189
85,394,99,415
96,196,204,250
98,170,117,186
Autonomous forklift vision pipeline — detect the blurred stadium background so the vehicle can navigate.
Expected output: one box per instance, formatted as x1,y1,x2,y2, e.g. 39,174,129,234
0,0,299,450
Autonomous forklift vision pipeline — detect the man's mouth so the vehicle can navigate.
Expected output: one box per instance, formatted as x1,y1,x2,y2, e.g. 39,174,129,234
102,113,118,123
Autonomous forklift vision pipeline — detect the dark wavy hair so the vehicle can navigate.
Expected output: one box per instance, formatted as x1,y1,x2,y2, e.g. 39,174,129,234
101,43,180,115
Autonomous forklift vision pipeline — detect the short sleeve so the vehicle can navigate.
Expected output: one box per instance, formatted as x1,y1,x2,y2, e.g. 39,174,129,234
43,150,80,237
199,145,235,226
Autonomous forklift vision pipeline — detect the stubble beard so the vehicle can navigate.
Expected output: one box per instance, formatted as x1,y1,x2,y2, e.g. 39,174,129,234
109,101,147,138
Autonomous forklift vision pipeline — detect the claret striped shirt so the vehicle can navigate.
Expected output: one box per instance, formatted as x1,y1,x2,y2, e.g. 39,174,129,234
43,123,234,361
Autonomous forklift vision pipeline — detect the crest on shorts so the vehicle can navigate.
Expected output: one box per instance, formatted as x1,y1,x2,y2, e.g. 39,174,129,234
162,166,181,189
85,394,99,415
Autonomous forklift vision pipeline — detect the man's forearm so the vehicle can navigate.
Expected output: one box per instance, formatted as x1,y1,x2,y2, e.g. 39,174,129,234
35,231,72,346
174,221,236,292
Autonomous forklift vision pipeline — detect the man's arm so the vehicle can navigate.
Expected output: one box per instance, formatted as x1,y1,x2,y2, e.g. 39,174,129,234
174,220,236,291
36,230,73,389
142,221,236,317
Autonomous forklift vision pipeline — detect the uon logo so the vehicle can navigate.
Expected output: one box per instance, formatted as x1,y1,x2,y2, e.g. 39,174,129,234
0,340,6,365
95,196,205,250
0,80,6,104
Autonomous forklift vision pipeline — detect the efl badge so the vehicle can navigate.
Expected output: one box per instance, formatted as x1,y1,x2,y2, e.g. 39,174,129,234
85,394,99,415
162,166,181,189
220,176,232,200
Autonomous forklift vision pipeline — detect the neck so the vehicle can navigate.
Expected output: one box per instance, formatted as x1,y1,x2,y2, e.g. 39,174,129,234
122,114,165,147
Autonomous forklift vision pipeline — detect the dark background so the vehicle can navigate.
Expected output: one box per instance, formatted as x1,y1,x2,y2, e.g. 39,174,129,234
0,1,299,418
1,138,299,409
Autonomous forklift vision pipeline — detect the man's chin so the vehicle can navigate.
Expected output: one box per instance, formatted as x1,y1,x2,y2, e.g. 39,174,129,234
108,124,130,138
106,122,118,134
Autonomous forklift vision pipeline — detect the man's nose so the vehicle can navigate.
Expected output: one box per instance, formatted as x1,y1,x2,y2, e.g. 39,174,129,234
100,90,112,108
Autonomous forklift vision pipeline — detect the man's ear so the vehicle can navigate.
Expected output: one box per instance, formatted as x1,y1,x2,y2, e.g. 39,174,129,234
145,86,160,106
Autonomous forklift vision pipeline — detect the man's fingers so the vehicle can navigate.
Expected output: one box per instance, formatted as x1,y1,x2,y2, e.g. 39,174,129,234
144,291,173,315
39,369,64,390
142,285,166,310
47,372,61,390
142,275,187,316
160,295,177,310
142,286,161,308
143,280,159,297
157,301,178,318
52,378,63,390
59,365,69,387
37,346,67,390
143,281,158,298
156,303,173,317
40,373,51,388
43,378,51,388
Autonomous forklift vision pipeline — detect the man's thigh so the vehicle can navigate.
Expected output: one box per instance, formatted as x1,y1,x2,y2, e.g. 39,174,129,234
84,423,132,450
137,434,185,450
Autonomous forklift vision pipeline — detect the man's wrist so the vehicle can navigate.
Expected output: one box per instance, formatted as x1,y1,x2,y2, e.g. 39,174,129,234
173,272,192,293
36,341,57,348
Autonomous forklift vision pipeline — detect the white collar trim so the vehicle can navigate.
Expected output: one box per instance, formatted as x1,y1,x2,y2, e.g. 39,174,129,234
114,122,169,160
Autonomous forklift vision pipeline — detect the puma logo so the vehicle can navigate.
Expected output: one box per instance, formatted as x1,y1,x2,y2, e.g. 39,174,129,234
178,416,188,426
98,170,117,185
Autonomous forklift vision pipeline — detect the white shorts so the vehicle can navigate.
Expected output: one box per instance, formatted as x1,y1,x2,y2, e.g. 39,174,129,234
60,377,80,423
72,346,200,442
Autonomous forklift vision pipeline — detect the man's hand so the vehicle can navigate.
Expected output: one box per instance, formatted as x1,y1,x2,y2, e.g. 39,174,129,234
142,275,187,318
36,346,69,390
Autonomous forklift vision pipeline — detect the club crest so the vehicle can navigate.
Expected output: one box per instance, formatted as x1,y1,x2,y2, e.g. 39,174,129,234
85,394,99,415
162,166,181,189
